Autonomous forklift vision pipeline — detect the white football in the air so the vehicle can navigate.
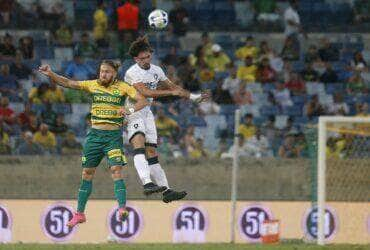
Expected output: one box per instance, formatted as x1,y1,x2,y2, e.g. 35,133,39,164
148,9,168,29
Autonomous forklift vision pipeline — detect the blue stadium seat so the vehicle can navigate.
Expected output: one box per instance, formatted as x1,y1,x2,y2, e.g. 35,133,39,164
220,105,237,116
283,106,302,116
260,105,279,116
188,115,207,127
53,103,72,114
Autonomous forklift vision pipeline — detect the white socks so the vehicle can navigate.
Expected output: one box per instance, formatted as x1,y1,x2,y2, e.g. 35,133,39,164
133,154,151,185
150,163,169,189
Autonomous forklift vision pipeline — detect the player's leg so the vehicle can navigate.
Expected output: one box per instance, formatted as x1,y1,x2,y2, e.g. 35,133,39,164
128,117,166,195
68,129,104,228
105,131,129,221
145,113,187,203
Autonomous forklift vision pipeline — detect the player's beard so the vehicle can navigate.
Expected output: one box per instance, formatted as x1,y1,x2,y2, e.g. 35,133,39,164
140,63,150,70
99,77,114,87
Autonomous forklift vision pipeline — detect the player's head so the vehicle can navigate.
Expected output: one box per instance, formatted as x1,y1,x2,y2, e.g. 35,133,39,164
99,60,120,86
129,36,153,70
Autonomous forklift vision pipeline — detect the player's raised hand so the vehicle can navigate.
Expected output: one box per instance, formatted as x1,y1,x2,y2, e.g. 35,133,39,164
38,64,53,76
118,107,129,117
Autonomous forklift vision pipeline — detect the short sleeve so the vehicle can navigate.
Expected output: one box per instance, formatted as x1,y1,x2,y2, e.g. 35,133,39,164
77,80,95,92
121,83,137,99
157,67,168,81
124,69,142,85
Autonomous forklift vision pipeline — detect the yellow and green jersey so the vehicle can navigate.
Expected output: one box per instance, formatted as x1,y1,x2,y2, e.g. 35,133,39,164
78,79,137,126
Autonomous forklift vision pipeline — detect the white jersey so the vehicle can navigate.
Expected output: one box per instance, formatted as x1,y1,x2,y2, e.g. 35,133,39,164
124,63,168,105
124,63,168,144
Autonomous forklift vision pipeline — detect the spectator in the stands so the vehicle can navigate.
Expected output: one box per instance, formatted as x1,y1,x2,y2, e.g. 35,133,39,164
0,65,19,100
356,102,368,116
41,102,57,128
195,32,213,59
273,82,293,107
237,55,257,82
50,113,68,137
235,36,258,60
197,58,215,83
0,96,15,125
54,22,73,46
318,38,339,62
0,33,16,59
233,81,253,105
18,36,34,59
284,71,305,95
212,79,234,104
329,93,349,115
300,62,319,82
305,45,320,64
10,52,32,80
169,0,189,37
28,82,49,104
0,0,13,26
199,93,220,115
222,65,241,96
351,51,367,72
116,0,139,42
65,55,95,80
61,130,82,155
155,108,179,140
21,111,39,133
245,128,271,158
33,123,56,153
74,33,98,59
177,56,195,85
257,40,273,61
238,113,256,140
280,35,299,61
45,81,65,103
17,102,32,127
253,0,279,27
320,63,338,83
183,70,201,92
304,94,326,120
353,0,370,23
347,68,367,94
162,45,181,67
205,44,231,73
0,119,10,154
93,1,108,47
278,133,300,158
262,115,280,153
221,135,249,159
16,131,44,155
256,57,276,83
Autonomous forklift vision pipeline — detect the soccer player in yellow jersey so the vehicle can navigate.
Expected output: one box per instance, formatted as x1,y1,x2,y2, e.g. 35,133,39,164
38,60,150,228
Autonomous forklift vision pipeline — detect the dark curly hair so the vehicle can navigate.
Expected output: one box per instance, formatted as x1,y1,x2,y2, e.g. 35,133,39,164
128,36,153,57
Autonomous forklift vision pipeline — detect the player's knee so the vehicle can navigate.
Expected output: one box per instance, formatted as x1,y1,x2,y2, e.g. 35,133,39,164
110,166,123,180
82,168,96,180
145,147,157,158
130,133,145,148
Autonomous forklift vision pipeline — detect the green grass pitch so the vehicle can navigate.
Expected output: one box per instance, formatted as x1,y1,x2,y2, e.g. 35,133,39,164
0,244,368,250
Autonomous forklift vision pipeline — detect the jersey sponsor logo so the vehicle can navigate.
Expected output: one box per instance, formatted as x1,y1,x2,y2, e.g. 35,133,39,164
41,203,76,242
93,95,121,104
173,204,208,243
239,205,273,242
107,205,142,242
302,205,338,241
95,109,118,116
81,156,86,164
0,204,12,243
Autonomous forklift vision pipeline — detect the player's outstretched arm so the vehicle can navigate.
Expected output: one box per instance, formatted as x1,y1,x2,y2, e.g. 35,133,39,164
38,64,82,90
133,82,183,98
160,79,210,102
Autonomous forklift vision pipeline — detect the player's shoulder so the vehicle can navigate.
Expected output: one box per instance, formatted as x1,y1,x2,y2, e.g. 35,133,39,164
150,64,164,72
126,64,141,75
116,80,132,88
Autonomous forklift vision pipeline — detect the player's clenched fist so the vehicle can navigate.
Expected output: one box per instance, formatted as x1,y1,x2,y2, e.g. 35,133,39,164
38,64,53,76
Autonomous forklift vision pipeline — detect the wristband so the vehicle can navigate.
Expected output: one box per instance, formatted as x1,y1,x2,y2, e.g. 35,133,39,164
189,93,201,101
128,108,135,115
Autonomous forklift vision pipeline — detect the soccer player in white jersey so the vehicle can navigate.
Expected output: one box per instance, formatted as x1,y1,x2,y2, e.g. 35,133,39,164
125,36,207,202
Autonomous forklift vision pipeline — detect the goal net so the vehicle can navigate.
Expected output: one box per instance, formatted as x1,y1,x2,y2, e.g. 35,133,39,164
316,116,370,245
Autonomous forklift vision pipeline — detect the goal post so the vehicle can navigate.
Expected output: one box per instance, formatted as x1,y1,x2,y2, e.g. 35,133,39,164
317,116,370,245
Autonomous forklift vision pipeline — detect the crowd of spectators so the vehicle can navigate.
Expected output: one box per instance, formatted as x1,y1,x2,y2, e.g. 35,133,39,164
0,0,368,159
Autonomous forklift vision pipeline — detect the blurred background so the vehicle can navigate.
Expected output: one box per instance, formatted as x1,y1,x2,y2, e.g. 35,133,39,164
0,0,368,201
